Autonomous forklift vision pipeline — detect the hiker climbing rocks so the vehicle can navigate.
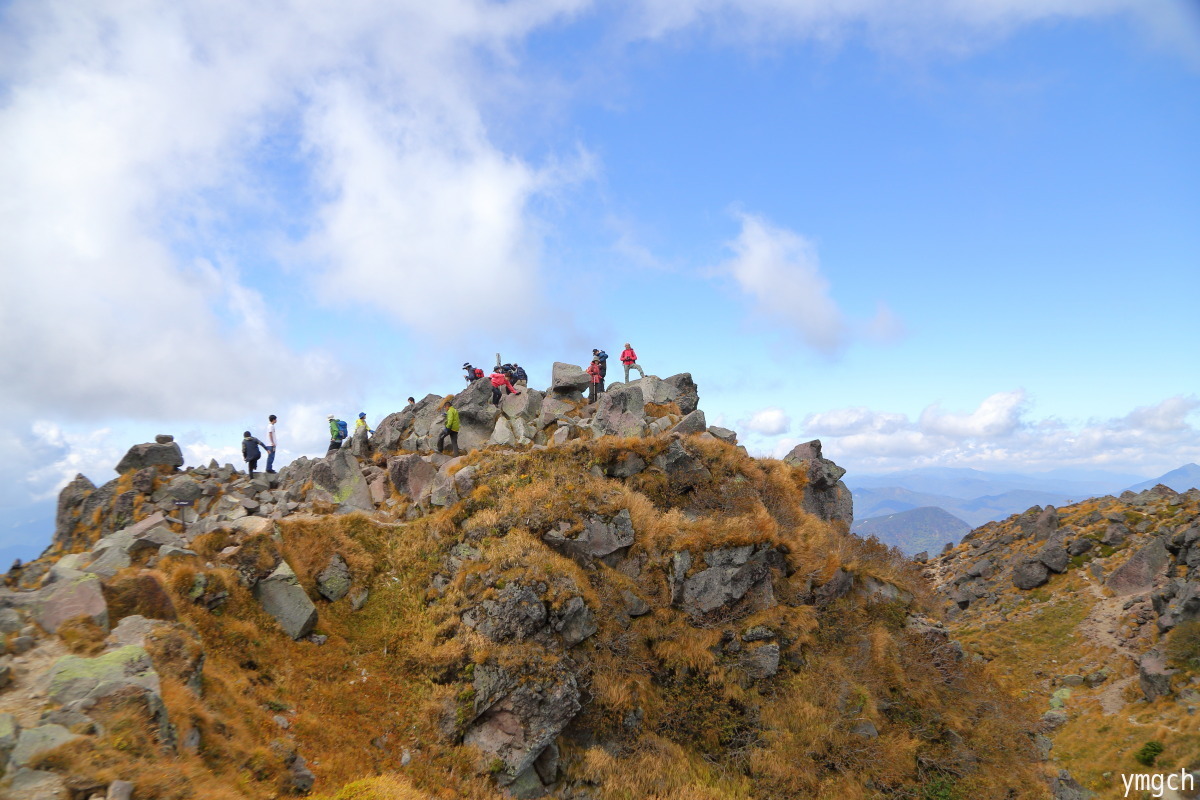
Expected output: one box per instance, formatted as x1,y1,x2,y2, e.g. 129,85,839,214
463,363,483,383
327,414,348,454
587,358,604,403
265,414,278,474
511,363,528,387
621,342,644,382
490,368,520,406
592,348,608,379
437,396,461,456
242,431,266,477
355,412,373,435
404,397,416,411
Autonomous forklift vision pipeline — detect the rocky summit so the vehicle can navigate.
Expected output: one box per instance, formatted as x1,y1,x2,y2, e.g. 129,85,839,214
0,367,1049,799
928,486,1200,799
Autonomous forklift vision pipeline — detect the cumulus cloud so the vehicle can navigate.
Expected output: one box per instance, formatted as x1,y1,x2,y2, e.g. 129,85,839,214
778,392,1200,474
0,0,592,420
743,407,791,435
719,213,901,355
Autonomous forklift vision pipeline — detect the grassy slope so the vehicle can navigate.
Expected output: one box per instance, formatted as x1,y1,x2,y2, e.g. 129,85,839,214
33,436,1046,799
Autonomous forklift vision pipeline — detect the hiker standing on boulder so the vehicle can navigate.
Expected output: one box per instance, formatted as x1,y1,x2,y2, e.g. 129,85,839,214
437,397,461,457
587,358,604,403
592,349,608,380
489,367,520,406
327,414,348,454
621,342,644,382
242,431,266,477
355,412,373,435
265,414,278,474
511,363,528,387
404,397,416,411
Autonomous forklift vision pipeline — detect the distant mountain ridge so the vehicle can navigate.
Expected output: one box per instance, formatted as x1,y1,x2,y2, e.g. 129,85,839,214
845,465,1184,540
1124,462,1200,494
851,506,971,556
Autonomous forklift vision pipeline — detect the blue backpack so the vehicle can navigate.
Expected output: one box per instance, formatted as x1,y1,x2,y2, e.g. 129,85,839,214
335,419,349,439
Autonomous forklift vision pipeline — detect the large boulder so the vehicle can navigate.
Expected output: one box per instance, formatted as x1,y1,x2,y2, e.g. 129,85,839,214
47,645,160,706
661,373,699,414
654,439,712,485
550,362,591,395
373,394,441,453
453,380,503,451
463,664,581,784
311,450,374,513
673,546,785,619
53,473,96,551
7,724,80,770
388,454,438,504
462,583,548,643
114,438,184,474
1106,538,1170,596
253,561,318,640
543,510,635,566
1012,559,1050,590
592,385,647,438
502,389,544,422
782,440,853,526
1137,649,1176,701
28,571,109,633
670,410,707,436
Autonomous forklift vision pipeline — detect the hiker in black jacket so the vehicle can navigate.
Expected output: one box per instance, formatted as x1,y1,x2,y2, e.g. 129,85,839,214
242,431,266,477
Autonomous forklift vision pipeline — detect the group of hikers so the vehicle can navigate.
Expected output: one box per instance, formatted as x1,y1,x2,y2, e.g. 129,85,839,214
241,344,647,474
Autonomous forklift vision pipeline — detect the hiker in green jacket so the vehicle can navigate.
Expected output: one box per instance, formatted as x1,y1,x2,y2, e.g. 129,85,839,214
437,397,461,456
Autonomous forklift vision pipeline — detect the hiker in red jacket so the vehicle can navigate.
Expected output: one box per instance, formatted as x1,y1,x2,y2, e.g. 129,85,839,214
586,358,604,403
620,342,644,383
489,368,520,406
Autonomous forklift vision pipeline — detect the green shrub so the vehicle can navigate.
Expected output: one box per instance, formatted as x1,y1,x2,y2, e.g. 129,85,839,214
923,776,960,800
1134,741,1164,767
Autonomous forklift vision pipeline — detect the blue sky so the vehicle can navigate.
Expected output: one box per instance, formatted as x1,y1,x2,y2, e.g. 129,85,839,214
1,0,1198,561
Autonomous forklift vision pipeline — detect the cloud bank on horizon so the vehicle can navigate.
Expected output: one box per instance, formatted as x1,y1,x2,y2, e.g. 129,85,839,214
1,0,1197,550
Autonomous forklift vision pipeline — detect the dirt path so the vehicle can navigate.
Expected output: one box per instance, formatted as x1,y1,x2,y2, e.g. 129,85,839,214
0,636,67,727
1078,576,1141,715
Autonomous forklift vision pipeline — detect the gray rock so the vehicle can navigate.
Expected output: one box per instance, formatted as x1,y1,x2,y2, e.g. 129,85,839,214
653,439,711,485
1051,769,1095,800
47,645,161,707
1106,538,1170,596
849,720,878,739
505,765,548,799
350,588,369,612
553,596,598,647
28,571,109,633
533,742,559,785
550,362,591,394
782,440,853,526
661,373,699,414
1101,523,1129,547
0,712,18,762
593,385,647,438
5,767,69,799
502,389,544,422
387,454,438,504
1038,541,1070,574
622,590,651,617
1041,709,1068,731
741,643,780,680
463,584,547,642
1067,538,1094,557
544,510,635,566
1034,733,1053,761
463,665,580,781
288,753,316,794
316,554,352,602
1032,506,1059,542
107,781,134,800
253,561,318,640
8,724,80,768
606,451,647,478
312,449,374,513
678,547,783,618
670,410,707,436
707,426,737,444
1012,559,1050,590
1137,649,1176,701
166,475,202,503
115,440,184,474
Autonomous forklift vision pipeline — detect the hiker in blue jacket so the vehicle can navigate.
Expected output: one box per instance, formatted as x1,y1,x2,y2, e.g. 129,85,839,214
592,349,608,379
242,431,266,477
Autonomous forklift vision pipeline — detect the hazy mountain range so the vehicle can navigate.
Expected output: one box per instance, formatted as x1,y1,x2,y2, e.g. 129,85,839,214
846,463,1200,555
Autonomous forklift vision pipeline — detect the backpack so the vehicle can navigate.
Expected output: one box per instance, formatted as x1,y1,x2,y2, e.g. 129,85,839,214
474,368,484,378
335,419,348,439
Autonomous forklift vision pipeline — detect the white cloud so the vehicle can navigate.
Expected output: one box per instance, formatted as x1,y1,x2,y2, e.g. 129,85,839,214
719,213,902,355
919,390,1027,438
743,407,791,435
778,392,1200,474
